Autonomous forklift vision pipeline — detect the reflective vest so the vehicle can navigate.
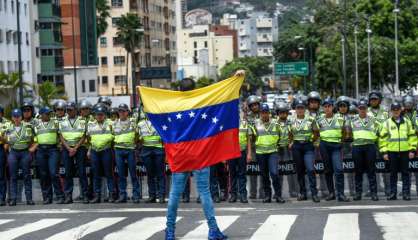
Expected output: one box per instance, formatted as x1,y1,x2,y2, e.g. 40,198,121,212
251,119,279,154
87,120,114,151
0,118,11,145
113,119,137,149
316,114,344,143
277,119,290,147
368,107,389,125
6,123,33,150
34,120,59,145
379,117,417,152
59,117,86,147
350,116,378,146
239,120,249,151
289,115,315,142
138,120,162,148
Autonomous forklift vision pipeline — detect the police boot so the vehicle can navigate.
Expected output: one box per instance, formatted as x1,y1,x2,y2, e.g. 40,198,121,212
371,194,379,201
403,194,411,201
326,192,336,201
297,193,307,201
262,195,271,203
353,193,362,201
208,227,228,240
56,197,65,204
240,195,248,203
275,196,285,204
182,195,190,203
43,198,52,205
0,199,5,206
82,196,89,204
64,195,73,204
213,195,221,203
337,195,351,202
146,197,157,203
26,200,35,205
387,193,397,201
196,196,201,203
90,196,101,204
312,195,320,203
9,200,16,206
158,196,166,204
116,196,127,203
220,190,228,202
228,194,237,203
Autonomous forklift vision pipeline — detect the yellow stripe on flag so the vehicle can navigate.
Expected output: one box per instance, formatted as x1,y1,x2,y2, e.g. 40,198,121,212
138,75,244,114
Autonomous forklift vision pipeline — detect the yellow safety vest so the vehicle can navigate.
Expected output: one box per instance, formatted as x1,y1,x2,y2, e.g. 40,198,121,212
379,117,417,152
113,119,137,149
316,114,344,143
0,118,11,145
239,120,249,151
278,119,290,147
350,116,378,146
289,115,315,142
6,123,34,150
251,119,279,154
138,120,163,148
34,120,59,145
59,117,86,147
87,120,114,151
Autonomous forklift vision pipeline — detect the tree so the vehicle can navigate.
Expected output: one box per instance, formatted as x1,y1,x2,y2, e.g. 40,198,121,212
36,81,65,107
96,0,110,38
0,73,31,108
196,76,215,88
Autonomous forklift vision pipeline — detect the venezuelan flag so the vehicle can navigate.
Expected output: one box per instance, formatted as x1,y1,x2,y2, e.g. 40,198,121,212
138,75,244,172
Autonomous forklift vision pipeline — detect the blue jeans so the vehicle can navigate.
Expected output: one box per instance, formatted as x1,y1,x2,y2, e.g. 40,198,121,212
36,146,63,200
115,148,140,200
62,146,88,197
292,142,317,196
388,152,411,195
90,148,114,197
228,151,247,197
320,141,345,197
141,147,166,198
0,145,6,201
166,167,218,231
256,152,282,198
8,149,32,201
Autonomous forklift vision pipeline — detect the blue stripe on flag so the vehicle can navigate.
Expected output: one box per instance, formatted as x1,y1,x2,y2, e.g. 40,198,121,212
147,99,239,144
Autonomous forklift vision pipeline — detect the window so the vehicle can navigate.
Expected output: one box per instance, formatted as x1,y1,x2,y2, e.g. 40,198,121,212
194,41,197,48
204,41,208,48
6,30,12,44
12,31,18,44
113,56,125,66
112,17,121,27
111,0,123,7
114,75,127,86
99,37,107,47
0,0,2,11
11,0,14,14
0,61,3,73
102,76,108,85
26,32,29,45
7,61,12,72
24,3,27,16
0,29,3,43
81,80,86,93
36,47,39,57
100,57,107,66
89,79,95,92
4,0,6,12
41,49,53,56
113,37,123,46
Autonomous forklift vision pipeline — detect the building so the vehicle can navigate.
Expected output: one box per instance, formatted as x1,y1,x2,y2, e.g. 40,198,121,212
0,0,34,87
97,0,177,96
61,0,98,101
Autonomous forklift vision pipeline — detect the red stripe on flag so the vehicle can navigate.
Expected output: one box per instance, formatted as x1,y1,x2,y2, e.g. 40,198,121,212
164,128,241,173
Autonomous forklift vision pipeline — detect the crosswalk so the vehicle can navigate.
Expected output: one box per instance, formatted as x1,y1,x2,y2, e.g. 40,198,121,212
0,211,418,239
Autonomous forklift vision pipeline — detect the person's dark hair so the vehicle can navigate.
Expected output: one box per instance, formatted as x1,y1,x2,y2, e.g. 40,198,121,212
179,78,195,91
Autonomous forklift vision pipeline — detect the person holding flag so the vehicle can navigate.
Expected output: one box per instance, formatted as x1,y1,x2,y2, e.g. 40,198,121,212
139,70,245,240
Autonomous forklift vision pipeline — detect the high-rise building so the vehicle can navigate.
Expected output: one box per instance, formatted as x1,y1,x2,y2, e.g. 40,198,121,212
97,0,177,96
61,0,98,100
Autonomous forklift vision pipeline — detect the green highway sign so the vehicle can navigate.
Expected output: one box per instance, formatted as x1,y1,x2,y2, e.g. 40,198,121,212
275,62,309,76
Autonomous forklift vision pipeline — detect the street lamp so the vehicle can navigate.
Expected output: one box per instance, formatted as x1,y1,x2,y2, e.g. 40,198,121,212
341,35,347,95
17,0,24,105
394,1,400,95
298,46,306,93
354,21,359,99
366,20,372,93
131,27,144,108
70,0,78,104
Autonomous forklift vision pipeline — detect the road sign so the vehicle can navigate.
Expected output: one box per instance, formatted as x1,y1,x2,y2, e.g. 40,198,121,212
275,62,309,76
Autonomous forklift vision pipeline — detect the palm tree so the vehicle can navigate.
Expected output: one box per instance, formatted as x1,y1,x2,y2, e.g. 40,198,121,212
36,81,65,107
0,72,31,108
115,13,144,107
96,0,110,38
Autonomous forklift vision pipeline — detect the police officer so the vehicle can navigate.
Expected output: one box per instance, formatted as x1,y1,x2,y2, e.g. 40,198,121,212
113,103,141,203
21,101,37,126
307,91,322,117
228,108,250,203
110,107,119,121
33,106,64,204
5,109,35,206
59,101,89,204
347,99,379,201
276,102,298,198
0,105,10,206
380,102,417,201
368,90,390,196
249,103,284,203
138,115,166,203
79,100,94,121
87,106,115,203
289,99,320,203
210,162,228,203
317,97,350,202
54,100,67,121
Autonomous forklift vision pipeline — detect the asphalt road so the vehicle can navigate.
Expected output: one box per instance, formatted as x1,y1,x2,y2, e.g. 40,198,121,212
0,198,418,240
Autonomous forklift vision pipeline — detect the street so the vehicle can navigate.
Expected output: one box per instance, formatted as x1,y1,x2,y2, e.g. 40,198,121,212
0,198,418,240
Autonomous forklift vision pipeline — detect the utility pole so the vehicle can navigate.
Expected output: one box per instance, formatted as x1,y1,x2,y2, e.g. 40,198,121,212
70,0,78,104
341,35,347,96
354,22,359,99
17,0,24,105
394,1,400,95
366,20,372,93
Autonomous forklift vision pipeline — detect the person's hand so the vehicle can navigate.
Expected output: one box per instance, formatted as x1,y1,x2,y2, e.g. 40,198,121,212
29,146,36,153
383,154,389,161
409,152,415,159
87,150,91,159
246,152,252,163
69,148,76,157
288,143,293,150
234,70,246,77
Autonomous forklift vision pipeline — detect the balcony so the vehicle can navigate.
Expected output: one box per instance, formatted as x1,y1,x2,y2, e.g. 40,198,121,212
257,33,273,43
38,3,61,19
41,56,63,73
239,43,249,51
238,29,249,36
40,30,62,45
256,19,273,29
257,48,273,57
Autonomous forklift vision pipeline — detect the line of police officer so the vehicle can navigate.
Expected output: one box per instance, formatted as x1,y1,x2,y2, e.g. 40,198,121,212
0,96,167,206
242,90,417,203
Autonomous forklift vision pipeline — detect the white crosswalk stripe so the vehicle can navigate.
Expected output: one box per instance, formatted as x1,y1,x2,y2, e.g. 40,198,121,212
181,216,239,240
374,212,418,240
104,217,179,240
46,217,126,240
323,213,359,240
249,215,297,240
0,218,67,240
0,220,14,226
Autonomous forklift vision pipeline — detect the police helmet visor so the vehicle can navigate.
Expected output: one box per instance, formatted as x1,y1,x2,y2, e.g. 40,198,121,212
22,107,32,112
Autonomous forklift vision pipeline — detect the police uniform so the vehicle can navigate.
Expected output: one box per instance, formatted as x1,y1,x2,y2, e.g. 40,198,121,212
34,115,64,203
247,111,264,200
113,117,140,202
59,115,88,202
87,118,115,202
138,119,166,202
0,114,10,205
380,112,417,199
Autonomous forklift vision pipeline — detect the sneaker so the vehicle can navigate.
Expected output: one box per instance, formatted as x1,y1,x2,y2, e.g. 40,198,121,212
208,227,228,240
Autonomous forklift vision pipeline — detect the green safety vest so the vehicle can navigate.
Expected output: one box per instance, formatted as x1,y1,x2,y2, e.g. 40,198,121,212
379,117,417,152
34,120,59,145
289,115,315,142
113,119,137,149
239,120,249,151
59,117,86,147
0,118,11,145
251,119,279,154
138,120,162,148
6,123,33,150
316,114,344,143
350,116,378,146
87,120,114,151
277,119,290,147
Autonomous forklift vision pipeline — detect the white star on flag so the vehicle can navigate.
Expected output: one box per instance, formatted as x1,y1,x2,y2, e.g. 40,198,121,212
212,117,218,124
202,113,208,119
168,117,172,122
220,125,224,131
162,125,168,131
189,111,195,118
176,113,182,119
